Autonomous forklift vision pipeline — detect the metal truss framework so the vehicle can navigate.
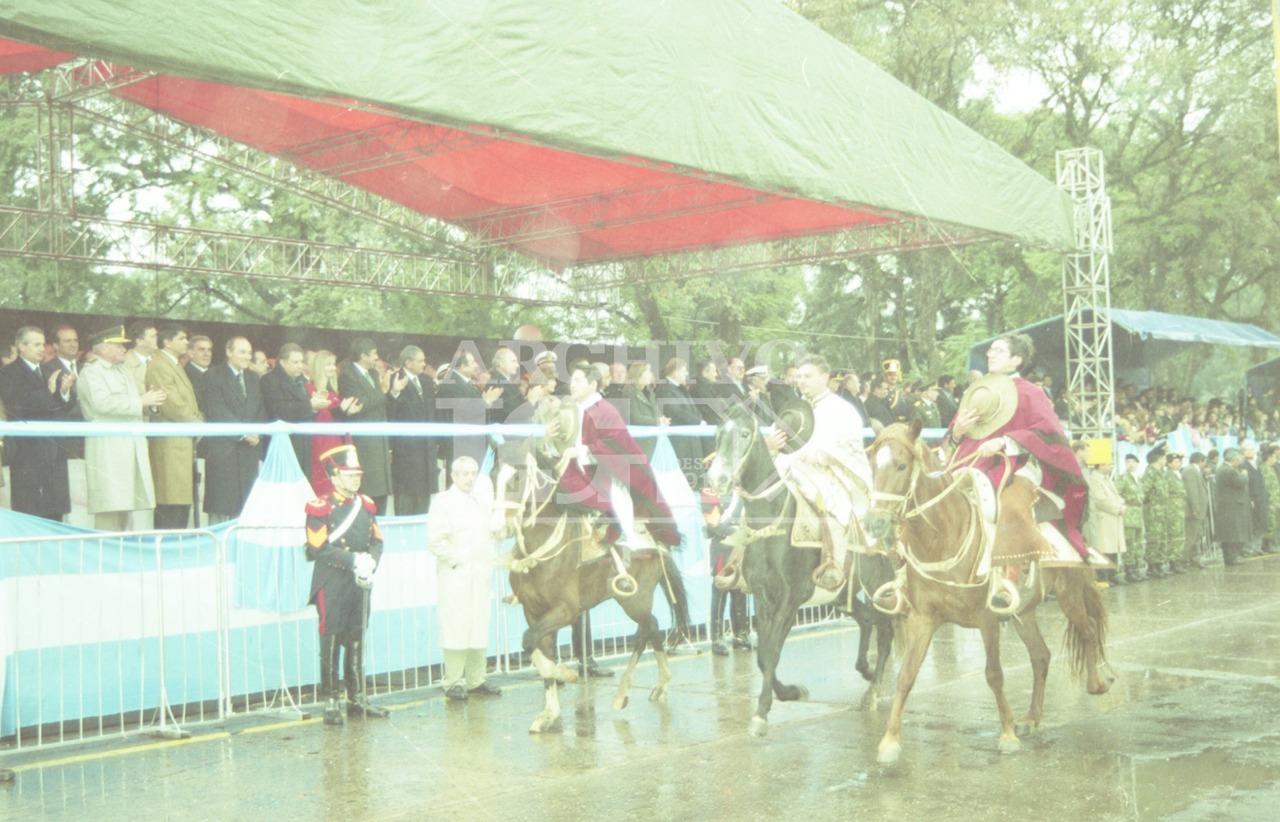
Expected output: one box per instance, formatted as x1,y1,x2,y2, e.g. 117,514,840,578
0,57,1010,307
1057,147,1115,441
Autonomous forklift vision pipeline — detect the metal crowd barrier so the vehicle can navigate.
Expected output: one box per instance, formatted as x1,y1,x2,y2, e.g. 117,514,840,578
0,529,221,754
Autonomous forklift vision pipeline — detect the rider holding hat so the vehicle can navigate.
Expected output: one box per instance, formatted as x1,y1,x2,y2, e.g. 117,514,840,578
948,334,1089,561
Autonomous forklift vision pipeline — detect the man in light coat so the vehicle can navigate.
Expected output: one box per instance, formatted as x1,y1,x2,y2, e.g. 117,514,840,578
146,325,201,529
78,325,164,531
1081,450,1126,584
427,456,501,701
1182,452,1210,567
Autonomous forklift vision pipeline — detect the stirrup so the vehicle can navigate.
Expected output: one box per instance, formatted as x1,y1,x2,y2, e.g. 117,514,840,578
871,579,907,615
610,573,639,598
714,563,741,591
986,576,1021,616
811,559,844,591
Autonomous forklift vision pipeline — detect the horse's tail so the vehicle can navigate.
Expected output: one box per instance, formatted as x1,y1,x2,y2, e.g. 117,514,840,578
660,550,692,641
1064,569,1108,679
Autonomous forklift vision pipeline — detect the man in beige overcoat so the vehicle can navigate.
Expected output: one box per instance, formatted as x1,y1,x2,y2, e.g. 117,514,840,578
78,325,164,532
1082,448,1127,585
147,324,201,529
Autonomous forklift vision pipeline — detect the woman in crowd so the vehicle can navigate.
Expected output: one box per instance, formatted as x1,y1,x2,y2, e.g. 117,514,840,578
306,350,362,495
621,361,667,460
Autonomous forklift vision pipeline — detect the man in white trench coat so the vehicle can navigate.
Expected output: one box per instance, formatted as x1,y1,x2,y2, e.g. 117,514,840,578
77,325,165,531
428,456,501,701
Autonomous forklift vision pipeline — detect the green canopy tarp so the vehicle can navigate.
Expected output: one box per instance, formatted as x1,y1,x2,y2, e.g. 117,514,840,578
0,0,1074,264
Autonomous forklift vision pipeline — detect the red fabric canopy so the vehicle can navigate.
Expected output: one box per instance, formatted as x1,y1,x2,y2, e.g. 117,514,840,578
2,39,895,266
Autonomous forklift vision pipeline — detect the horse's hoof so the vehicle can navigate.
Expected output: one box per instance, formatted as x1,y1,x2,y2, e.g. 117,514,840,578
855,662,872,682
529,713,561,734
612,694,629,711
1016,717,1040,736
1088,679,1111,695
748,716,769,737
998,735,1021,754
877,739,901,765
648,686,667,703
794,685,809,701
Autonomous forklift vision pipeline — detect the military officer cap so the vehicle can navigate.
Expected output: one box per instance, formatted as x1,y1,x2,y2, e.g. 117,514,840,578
1124,454,1140,464
534,350,557,366
319,444,363,476
881,358,902,375
1167,451,1184,464
87,324,129,347
745,365,769,379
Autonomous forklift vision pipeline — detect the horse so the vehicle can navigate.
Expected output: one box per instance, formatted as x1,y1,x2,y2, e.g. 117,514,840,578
494,446,691,733
706,403,894,736
863,421,1111,764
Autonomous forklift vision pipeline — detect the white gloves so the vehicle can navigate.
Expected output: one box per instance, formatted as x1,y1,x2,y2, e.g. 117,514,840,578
352,552,377,589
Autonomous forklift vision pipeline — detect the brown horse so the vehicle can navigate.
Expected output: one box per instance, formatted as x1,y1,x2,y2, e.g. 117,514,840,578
863,422,1110,765
494,452,690,733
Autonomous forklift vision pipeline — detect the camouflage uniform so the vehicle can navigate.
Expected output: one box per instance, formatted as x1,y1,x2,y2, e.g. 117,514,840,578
1164,465,1187,568
1116,470,1146,578
1142,465,1170,573
1264,463,1280,546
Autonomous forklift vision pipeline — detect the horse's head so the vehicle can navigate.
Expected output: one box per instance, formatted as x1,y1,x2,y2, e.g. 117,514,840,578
863,420,929,544
706,404,761,500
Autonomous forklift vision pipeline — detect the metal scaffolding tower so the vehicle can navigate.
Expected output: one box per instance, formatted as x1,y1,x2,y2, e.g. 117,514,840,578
1056,147,1115,441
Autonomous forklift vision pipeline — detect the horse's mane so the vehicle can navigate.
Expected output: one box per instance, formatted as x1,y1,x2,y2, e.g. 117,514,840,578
869,423,942,473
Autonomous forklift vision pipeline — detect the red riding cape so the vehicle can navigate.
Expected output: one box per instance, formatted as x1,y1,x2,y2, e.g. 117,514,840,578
558,397,681,546
953,377,1088,559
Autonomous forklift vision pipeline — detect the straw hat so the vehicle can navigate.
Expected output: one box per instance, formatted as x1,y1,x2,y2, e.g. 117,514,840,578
956,373,1017,439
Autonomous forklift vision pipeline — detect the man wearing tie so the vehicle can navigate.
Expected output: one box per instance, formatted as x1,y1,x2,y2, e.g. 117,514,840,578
146,325,201,529
262,343,328,475
123,321,158,397
0,326,75,521
388,345,439,516
338,338,401,515
203,336,266,524
41,324,84,462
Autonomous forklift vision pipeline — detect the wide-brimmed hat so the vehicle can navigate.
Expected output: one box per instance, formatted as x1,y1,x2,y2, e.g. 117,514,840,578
535,395,578,454
956,373,1017,440
774,399,814,454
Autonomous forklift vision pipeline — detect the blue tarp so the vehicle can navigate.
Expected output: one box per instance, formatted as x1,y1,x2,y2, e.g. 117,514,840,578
968,309,1280,386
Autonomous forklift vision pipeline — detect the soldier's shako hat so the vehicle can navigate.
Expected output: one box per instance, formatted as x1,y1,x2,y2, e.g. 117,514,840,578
87,324,129,347
319,444,363,476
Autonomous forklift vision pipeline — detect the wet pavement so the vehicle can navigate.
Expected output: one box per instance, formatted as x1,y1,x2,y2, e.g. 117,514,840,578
3,555,1279,821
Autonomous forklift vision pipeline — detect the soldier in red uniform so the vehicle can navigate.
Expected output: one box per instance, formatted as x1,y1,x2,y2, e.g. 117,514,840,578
305,444,390,725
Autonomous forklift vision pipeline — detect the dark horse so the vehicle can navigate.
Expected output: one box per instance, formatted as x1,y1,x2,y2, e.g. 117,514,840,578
864,422,1111,764
494,449,691,733
706,404,894,736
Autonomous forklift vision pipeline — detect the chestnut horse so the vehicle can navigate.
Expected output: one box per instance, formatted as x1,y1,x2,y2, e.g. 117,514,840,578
494,450,690,733
863,422,1110,765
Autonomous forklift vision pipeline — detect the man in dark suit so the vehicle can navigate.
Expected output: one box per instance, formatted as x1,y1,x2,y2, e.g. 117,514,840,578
1242,443,1268,557
203,336,266,524
40,324,85,464
654,357,706,488
935,375,959,428
436,349,502,473
0,326,75,521
487,346,525,425
388,345,438,515
337,338,400,515
1183,452,1210,567
185,335,214,416
1213,448,1251,566
262,343,326,475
